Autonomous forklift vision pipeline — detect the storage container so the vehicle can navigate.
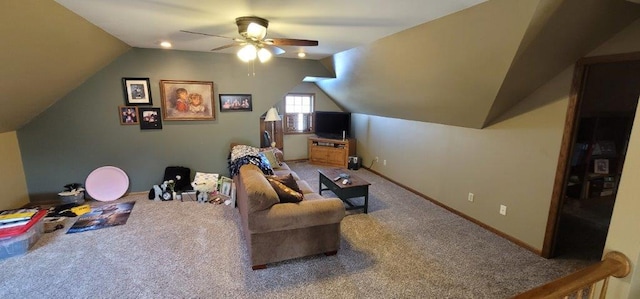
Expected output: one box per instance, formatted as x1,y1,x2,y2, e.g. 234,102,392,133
59,191,85,204
0,210,46,259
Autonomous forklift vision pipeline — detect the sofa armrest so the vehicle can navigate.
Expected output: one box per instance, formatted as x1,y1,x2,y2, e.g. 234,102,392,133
248,198,345,234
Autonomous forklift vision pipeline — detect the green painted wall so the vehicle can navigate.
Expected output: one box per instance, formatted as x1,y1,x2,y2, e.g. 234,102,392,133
17,48,331,200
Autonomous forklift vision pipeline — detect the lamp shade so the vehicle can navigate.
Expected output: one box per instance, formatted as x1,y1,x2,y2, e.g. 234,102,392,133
237,44,258,62
257,48,272,63
246,22,267,39
265,107,281,122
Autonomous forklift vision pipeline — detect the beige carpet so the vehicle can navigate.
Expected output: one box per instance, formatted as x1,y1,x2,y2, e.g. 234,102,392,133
0,162,593,298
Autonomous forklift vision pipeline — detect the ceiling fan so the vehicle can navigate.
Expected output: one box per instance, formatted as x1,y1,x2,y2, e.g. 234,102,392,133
181,16,319,63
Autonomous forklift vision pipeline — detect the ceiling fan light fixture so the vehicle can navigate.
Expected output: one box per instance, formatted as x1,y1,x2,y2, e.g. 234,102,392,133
257,48,272,62
236,16,269,39
246,23,267,39
237,44,257,62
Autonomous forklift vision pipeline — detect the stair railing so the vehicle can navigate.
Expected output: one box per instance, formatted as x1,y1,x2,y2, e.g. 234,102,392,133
513,251,631,299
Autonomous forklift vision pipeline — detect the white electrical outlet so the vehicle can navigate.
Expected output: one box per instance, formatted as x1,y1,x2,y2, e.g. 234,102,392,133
468,193,474,202
499,205,507,215
383,159,387,166
374,156,379,163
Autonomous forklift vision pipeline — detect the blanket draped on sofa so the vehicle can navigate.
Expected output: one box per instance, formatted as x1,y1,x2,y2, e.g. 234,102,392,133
228,145,274,177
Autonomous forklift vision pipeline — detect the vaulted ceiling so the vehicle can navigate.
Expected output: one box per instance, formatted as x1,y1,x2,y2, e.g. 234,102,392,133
316,0,640,128
2,0,640,133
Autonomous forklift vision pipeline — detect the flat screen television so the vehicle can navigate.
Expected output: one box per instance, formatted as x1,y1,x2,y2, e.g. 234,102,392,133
314,111,351,139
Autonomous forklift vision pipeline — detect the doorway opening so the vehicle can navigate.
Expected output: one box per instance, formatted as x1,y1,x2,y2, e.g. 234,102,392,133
543,53,640,260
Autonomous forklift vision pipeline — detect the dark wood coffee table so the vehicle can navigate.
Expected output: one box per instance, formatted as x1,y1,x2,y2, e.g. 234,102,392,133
318,169,371,213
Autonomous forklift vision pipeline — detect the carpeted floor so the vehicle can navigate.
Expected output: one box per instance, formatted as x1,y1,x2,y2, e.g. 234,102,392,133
0,162,594,298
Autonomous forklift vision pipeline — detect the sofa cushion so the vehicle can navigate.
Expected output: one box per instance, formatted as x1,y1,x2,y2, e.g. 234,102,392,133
273,165,300,181
249,197,345,233
296,180,315,195
266,174,303,203
302,193,326,201
240,165,280,213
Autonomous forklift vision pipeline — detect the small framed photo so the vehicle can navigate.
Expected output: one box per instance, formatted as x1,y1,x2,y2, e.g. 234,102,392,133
219,176,233,197
122,78,153,105
220,94,252,112
139,107,163,130
118,106,139,125
159,80,215,121
594,159,609,174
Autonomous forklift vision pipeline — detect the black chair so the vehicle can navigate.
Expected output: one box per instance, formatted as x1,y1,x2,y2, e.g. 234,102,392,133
262,130,271,148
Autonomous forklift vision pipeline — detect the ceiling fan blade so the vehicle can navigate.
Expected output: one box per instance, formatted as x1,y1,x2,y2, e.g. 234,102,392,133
180,30,236,40
266,38,318,47
211,43,242,51
266,45,285,55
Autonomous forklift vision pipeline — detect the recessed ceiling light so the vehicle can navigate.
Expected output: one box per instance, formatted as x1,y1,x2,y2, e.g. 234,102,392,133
297,52,306,58
160,41,172,48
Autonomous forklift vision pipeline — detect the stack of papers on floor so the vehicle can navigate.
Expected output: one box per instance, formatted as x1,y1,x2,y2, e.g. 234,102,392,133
0,209,39,230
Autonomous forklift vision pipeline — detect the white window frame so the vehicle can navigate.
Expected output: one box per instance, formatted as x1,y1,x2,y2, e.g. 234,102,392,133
284,93,315,134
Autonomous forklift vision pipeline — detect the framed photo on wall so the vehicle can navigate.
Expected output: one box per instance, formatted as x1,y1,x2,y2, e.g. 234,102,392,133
118,106,139,125
159,80,215,121
122,78,153,105
138,107,163,130
219,94,252,112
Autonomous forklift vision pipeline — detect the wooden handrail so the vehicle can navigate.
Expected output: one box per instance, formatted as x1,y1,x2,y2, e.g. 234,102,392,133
513,251,631,299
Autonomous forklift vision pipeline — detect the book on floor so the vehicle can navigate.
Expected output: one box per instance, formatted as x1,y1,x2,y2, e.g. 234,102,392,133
0,219,30,229
0,208,39,223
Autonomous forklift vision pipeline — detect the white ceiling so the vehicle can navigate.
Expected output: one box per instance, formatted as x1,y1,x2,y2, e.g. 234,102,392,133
55,0,486,60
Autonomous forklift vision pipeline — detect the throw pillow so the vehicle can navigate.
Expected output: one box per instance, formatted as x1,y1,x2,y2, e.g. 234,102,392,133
259,147,284,163
261,149,281,169
258,152,274,172
266,174,303,203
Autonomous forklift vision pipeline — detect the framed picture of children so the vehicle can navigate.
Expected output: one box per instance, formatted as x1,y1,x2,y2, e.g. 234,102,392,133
219,94,253,112
118,106,139,125
138,107,163,130
122,78,153,105
159,80,215,121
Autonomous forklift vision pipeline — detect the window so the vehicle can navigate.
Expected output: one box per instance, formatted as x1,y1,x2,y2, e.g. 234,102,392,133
284,93,314,134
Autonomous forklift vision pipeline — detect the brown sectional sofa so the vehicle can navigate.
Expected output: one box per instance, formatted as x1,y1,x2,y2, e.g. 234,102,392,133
233,160,345,270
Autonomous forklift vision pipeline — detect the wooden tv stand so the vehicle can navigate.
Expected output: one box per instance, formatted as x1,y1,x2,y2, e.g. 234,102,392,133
308,136,356,167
